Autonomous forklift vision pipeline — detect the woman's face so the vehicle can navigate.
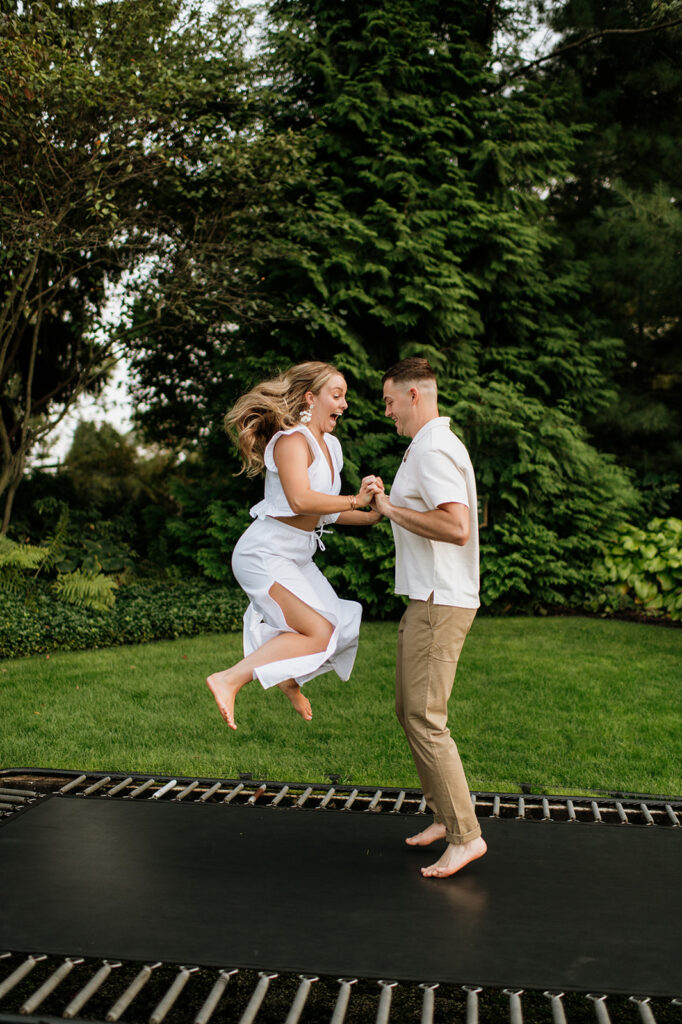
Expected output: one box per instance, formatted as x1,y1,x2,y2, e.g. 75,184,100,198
309,374,348,433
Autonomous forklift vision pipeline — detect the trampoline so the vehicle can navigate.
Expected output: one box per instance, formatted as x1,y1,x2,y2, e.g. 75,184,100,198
0,769,680,1024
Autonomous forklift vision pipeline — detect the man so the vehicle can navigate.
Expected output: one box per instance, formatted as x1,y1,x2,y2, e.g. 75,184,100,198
370,357,486,878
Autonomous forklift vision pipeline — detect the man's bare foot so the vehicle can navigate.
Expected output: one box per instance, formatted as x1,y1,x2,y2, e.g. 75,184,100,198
278,680,312,721
206,672,242,730
421,836,487,879
405,823,446,847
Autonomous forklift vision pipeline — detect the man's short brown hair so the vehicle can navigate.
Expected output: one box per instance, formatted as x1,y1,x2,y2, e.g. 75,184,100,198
382,357,437,386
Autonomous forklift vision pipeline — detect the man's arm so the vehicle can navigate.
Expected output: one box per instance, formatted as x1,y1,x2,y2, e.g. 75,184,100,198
371,490,469,545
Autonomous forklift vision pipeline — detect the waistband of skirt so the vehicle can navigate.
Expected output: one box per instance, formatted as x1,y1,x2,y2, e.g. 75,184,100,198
249,515,318,540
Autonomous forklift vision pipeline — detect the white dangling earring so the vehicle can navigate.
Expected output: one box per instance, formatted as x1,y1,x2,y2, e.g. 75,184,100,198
299,402,314,424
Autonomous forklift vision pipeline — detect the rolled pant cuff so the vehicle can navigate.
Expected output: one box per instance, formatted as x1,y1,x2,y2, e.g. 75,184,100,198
445,823,482,846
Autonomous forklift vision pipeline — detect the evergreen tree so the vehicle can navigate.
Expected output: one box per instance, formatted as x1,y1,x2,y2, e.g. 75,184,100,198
538,0,682,515
131,0,640,612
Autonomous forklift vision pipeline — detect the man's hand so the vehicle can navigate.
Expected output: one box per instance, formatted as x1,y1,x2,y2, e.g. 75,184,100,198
371,488,392,517
368,477,388,511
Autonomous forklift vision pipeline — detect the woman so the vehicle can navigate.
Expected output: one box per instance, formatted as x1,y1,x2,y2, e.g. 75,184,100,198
206,362,381,729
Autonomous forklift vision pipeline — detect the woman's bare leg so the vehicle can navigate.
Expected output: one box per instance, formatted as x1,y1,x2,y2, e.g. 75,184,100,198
277,679,313,721
206,583,333,729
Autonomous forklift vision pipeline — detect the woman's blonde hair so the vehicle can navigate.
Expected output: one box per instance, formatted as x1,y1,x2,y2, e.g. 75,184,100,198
225,361,343,476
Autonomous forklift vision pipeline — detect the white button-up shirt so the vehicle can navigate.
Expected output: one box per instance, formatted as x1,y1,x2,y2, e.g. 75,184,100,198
389,416,479,608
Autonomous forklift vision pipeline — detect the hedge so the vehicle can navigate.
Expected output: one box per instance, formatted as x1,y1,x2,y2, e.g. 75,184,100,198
0,579,247,660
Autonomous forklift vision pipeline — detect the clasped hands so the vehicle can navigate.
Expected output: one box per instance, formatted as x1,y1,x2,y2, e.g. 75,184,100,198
357,475,390,518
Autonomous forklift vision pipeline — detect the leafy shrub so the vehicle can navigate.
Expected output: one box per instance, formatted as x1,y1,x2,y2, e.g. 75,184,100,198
0,579,247,659
586,518,682,621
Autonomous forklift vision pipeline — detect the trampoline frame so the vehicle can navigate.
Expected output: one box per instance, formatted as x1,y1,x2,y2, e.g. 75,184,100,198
1,768,680,1024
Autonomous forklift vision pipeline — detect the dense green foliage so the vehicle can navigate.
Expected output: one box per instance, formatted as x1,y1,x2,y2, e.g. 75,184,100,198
0,579,246,659
586,517,682,621
4,0,679,621
128,0,641,614
539,0,682,516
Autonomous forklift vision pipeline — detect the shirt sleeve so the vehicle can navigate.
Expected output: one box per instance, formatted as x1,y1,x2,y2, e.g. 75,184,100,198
415,448,469,509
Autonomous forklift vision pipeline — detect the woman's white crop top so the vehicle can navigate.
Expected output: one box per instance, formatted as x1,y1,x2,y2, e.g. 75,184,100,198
249,425,343,524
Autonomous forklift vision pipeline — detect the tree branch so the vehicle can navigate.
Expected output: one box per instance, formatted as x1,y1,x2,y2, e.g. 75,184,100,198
505,16,682,79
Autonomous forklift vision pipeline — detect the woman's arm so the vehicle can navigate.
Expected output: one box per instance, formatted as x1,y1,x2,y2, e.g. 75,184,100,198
275,433,376,514
335,509,383,526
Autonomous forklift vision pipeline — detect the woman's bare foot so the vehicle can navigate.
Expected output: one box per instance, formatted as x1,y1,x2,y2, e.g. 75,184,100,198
278,680,312,721
206,671,244,730
405,823,447,846
421,836,487,879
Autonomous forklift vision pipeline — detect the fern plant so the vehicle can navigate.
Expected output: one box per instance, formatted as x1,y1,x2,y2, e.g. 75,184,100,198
1,502,119,613
52,569,118,612
0,534,47,594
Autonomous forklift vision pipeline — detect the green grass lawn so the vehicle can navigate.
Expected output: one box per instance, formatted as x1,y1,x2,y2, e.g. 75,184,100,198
1,617,680,797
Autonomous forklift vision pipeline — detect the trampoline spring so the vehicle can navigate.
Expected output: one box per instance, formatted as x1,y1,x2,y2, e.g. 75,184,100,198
566,800,577,822
19,956,84,1015
270,785,289,806
223,783,245,803
517,797,525,819
149,964,199,1024
614,801,628,824
629,996,658,1024
664,804,680,826
318,787,336,808
0,954,47,1001
417,795,427,814
62,959,121,1019
342,789,359,811
504,987,524,1024
492,796,501,817
82,776,112,797
542,797,551,820
639,803,655,826
175,780,200,801
193,968,238,1024
390,791,406,813
462,986,482,1024
200,782,223,803
59,774,87,794
419,982,439,1024
0,802,18,811
543,991,567,1024
106,777,134,798
295,787,314,808
587,993,612,1024
367,790,383,812
0,792,31,803
105,961,162,1021
126,777,156,799
284,974,318,1024
591,801,602,822
238,971,278,1024
248,784,267,805
331,978,357,1024
0,787,37,798
376,980,398,1024
151,779,178,800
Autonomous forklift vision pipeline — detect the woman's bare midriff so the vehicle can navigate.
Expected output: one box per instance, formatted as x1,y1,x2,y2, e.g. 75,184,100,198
270,514,319,532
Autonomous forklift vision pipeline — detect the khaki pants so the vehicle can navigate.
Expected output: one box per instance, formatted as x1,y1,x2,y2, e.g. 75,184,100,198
396,596,480,845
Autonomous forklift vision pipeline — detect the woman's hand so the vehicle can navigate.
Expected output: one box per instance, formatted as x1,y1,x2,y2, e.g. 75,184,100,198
356,474,380,507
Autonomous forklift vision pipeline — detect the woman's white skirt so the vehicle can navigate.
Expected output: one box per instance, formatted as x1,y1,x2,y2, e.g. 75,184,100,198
231,516,362,689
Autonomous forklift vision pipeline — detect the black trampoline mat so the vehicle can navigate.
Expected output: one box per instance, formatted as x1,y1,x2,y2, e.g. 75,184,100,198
1,796,680,996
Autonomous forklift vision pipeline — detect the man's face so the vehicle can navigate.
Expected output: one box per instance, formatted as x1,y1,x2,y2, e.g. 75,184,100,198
383,378,416,437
